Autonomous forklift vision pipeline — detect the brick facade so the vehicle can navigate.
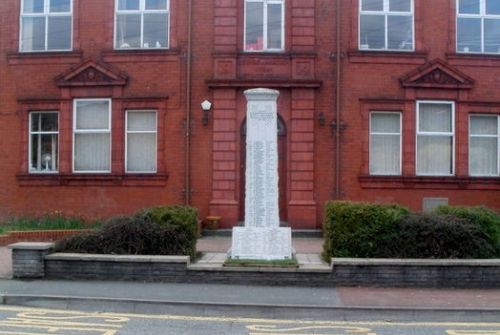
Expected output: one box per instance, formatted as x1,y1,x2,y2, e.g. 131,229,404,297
0,0,498,229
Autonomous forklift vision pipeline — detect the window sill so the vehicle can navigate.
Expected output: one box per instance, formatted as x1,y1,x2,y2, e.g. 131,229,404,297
101,49,181,63
17,173,168,187
446,52,500,67
7,50,83,65
359,175,500,190
348,49,427,65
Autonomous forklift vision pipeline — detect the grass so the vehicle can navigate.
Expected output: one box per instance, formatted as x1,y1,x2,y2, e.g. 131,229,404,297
0,214,101,233
224,257,298,268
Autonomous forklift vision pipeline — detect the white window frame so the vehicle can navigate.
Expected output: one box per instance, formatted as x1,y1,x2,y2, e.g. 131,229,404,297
369,111,402,176
416,101,455,176
244,0,285,52
469,114,500,176
72,98,112,174
456,0,500,54
19,0,73,52
114,0,170,50
358,0,415,52
125,110,158,174
28,111,59,174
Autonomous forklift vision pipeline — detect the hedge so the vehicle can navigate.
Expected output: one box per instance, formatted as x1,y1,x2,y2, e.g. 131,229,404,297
55,206,198,258
323,201,500,260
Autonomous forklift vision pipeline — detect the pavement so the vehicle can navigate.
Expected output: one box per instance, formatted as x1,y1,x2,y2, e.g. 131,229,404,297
1,236,499,321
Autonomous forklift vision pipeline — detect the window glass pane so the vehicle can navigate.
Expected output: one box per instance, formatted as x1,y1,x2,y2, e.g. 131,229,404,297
145,0,167,10
486,0,500,15
76,100,109,130
419,104,452,133
23,0,44,13
457,18,481,52
485,19,500,53
118,0,139,10
470,137,498,175
21,17,46,51
49,0,70,12
116,14,141,48
389,0,411,12
31,113,41,132
371,113,400,133
41,113,58,131
370,135,400,174
459,0,480,14
47,16,71,50
143,13,168,48
128,112,156,131
245,1,264,50
388,15,413,49
267,3,282,49
74,134,110,171
417,136,453,174
360,14,385,49
31,134,58,171
471,116,498,135
362,0,383,11
127,133,156,172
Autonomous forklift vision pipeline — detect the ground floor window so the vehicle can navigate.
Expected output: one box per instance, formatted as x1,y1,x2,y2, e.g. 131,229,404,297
416,101,455,176
126,110,157,173
29,112,59,173
369,112,401,175
73,99,111,173
469,114,499,176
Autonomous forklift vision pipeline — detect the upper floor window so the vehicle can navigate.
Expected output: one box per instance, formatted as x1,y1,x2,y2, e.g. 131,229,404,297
115,0,169,49
469,115,499,176
244,0,284,52
20,0,73,52
416,101,455,176
29,112,59,173
457,0,500,54
359,0,414,51
369,112,402,175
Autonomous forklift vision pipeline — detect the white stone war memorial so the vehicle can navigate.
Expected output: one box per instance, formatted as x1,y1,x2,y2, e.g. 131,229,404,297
231,88,293,260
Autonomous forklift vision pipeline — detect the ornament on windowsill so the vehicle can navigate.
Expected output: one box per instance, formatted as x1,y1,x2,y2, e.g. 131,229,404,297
42,153,52,171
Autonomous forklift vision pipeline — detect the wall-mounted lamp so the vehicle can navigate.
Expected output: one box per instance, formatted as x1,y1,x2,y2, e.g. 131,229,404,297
318,112,326,126
201,100,212,126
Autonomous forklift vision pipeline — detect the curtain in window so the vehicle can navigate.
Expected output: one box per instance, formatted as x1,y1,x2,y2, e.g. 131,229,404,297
127,112,157,172
470,116,498,175
370,113,400,175
417,103,453,175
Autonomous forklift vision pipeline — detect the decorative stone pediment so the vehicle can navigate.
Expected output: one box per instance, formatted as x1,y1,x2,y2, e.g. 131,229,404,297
55,60,128,87
400,59,474,89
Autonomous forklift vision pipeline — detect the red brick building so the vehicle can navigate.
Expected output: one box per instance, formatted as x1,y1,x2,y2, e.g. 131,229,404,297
0,0,498,229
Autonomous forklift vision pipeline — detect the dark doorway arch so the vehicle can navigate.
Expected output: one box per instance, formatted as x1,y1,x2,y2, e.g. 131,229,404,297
239,116,287,222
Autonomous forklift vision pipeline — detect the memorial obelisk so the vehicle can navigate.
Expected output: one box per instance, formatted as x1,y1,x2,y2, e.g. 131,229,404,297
231,88,292,260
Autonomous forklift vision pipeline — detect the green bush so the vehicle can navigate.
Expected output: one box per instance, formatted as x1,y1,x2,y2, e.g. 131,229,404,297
322,201,410,259
55,206,198,258
435,205,500,254
1,213,97,232
382,214,497,258
322,201,500,260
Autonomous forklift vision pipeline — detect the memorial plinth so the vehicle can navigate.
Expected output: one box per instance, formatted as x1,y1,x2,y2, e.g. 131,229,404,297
231,88,292,260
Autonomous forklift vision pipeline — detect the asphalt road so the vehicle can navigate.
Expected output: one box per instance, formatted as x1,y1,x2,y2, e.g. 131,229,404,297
0,305,499,335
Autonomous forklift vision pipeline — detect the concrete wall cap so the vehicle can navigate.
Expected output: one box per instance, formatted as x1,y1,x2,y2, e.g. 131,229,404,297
44,253,190,264
9,242,55,250
331,258,500,267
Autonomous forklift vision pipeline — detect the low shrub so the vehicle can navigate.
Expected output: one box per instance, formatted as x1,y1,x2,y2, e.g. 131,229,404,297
322,201,410,259
435,205,500,254
322,201,500,260
55,206,198,258
382,214,497,258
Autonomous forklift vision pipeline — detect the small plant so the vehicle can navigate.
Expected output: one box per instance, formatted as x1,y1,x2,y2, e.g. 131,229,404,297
224,257,298,268
1,212,99,232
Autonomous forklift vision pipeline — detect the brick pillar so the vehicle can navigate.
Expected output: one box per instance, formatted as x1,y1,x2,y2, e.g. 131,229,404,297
209,89,239,228
9,242,54,279
288,88,317,228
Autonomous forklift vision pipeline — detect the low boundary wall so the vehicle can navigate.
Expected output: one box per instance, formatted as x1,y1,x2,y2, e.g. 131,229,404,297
9,243,500,288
